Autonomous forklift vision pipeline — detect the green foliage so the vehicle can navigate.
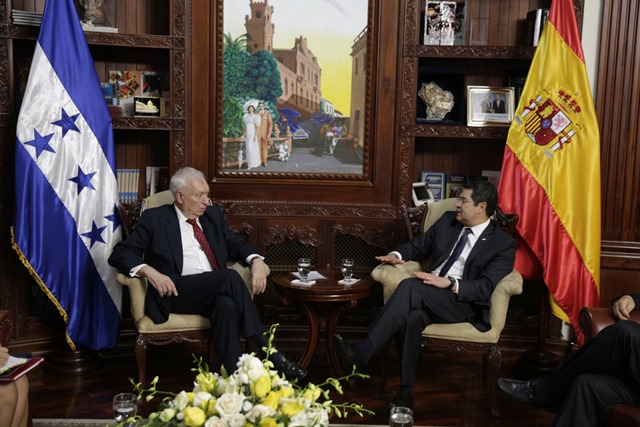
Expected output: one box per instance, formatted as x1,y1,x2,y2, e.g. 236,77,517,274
222,94,244,138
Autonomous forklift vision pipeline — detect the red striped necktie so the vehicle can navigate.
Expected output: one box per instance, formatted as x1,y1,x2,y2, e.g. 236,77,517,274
186,218,220,271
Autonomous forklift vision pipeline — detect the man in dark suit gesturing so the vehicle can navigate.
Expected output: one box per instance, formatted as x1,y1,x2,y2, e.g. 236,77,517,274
334,180,516,409
109,167,305,379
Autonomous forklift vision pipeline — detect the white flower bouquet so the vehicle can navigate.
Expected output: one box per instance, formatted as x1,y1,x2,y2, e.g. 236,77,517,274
120,325,372,427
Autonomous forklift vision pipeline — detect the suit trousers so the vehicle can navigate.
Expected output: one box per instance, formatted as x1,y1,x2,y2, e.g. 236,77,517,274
365,278,474,385
539,321,640,427
146,268,263,372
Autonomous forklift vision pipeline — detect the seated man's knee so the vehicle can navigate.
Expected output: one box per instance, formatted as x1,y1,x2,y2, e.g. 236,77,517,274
606,319,640,341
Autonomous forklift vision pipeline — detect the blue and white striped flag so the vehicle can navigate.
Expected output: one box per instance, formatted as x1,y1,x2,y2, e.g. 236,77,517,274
12,0,122,350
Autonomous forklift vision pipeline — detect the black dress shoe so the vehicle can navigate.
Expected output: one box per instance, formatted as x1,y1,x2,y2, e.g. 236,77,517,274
332,334,365,373
387,388,414,410
270,352,307,380
497,378,553,408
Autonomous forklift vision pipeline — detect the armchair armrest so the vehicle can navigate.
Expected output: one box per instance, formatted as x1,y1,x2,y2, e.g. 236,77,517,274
579,306,640,342
371,261,422,303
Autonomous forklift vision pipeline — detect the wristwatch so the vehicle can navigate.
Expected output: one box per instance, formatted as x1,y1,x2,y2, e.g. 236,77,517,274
447,276,456,291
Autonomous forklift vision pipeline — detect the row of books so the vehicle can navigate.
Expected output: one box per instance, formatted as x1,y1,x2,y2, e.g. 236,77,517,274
117,169,140,204
419,170,501,201
116,167,170,204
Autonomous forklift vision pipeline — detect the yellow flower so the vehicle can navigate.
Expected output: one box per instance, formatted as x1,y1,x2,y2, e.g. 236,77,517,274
196,372,216,393
278,385,294,399
183,406,206,427
258,417,277,427
186,392,195,404
281,401,304,417
262,391,280,410
302,386,321,402
251,374,271,399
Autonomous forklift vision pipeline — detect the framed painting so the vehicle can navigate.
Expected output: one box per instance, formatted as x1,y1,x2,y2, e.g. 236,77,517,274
215,0,372,179
467,86,515,127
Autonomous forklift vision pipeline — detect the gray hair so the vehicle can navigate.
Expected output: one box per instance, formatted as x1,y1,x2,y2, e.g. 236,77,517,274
169,167,206,196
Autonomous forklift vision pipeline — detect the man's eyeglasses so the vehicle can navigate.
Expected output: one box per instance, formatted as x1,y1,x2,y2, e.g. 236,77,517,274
457,197,472,205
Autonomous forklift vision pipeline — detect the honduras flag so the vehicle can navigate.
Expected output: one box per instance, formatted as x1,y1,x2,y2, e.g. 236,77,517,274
12,0,122,350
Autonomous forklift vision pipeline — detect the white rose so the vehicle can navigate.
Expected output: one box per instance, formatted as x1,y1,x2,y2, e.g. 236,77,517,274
215,392,244,417
204,415,227,427
245,404,276,423
226,413,246,427
172,391,189,411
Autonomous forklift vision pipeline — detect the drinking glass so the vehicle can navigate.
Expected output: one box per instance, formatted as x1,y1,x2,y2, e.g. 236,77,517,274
340,258,355,284
297,258,311,282
113,392,138,424
389,406,413,427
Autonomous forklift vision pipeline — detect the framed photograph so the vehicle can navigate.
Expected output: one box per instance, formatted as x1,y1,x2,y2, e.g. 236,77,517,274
467,86,515,127
217,0,371,178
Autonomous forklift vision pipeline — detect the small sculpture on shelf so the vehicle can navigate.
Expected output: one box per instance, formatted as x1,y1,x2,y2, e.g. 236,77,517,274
418,81,455,121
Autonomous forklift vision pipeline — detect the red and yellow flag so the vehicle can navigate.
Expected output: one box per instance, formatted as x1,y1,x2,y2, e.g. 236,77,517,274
498,0,600,345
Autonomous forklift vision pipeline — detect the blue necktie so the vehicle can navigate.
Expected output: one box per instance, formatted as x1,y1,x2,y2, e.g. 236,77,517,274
439,228,472,277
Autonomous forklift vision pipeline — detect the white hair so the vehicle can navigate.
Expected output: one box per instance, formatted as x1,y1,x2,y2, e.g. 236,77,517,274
169,167,206,196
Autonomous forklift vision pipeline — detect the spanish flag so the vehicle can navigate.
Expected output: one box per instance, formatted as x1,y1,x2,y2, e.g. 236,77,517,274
498,0,600,345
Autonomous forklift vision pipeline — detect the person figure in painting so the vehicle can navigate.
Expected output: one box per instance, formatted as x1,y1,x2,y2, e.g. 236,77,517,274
243,104,261,170
257,101,273,167
481,94,494,113
493,94,506,113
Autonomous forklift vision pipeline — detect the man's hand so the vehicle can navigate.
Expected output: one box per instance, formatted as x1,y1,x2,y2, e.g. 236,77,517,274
0,346,9,366
375,254,405,265
140,265,178,297
414,271,449,289
613,295,636,320
250,258,268,295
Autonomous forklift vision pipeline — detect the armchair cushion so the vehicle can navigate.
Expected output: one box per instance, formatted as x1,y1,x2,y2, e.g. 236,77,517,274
117,261,269,334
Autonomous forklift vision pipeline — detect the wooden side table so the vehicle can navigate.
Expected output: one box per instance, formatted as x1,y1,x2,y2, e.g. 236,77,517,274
272,269,373,375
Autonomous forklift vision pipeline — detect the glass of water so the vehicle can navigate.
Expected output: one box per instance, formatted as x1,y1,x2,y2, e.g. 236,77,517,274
297,258,311,282
389,406,413,427
340,258,355,284
113,392,138,424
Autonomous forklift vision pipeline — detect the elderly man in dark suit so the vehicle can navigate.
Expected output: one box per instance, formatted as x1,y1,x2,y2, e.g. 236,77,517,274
498,293,640,427
334,180,516,410
109,167,305,379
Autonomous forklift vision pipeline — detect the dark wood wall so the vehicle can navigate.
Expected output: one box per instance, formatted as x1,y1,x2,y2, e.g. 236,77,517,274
597,0,640,303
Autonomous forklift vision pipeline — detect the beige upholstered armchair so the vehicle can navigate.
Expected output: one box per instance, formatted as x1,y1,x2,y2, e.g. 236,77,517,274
116,190,269,384
371,198,523,417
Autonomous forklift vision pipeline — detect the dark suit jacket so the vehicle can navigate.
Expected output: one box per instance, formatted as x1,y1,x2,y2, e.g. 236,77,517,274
108,204,260,318
394,211,516,330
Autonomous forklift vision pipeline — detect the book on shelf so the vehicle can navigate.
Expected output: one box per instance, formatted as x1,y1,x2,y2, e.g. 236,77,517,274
146,166,170,197
0,356,44,382
420,171,446,201
446,174,465,198
116,168,140,204
527,8,550,46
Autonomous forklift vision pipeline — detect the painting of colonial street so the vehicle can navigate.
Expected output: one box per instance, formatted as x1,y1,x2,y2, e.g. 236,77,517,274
221,0,368,175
